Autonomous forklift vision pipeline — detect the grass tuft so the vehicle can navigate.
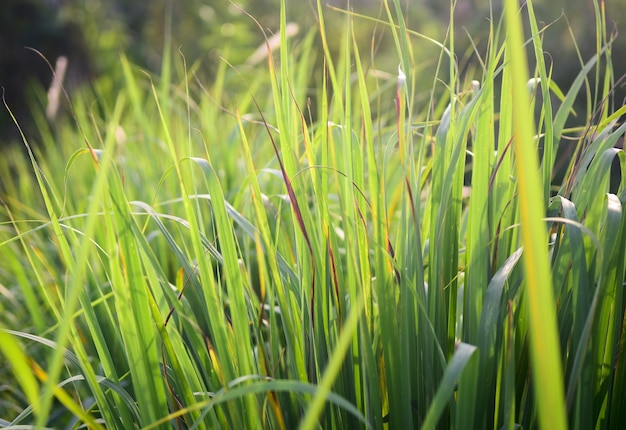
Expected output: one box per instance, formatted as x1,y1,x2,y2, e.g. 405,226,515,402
1,0,624,428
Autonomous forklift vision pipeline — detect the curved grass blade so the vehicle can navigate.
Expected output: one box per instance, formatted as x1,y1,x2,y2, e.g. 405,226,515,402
421,342,478,429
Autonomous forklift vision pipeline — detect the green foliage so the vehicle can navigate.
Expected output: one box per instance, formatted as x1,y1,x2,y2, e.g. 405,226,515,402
1,0,625,428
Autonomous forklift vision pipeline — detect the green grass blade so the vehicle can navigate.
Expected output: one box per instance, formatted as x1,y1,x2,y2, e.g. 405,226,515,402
503,0,567,428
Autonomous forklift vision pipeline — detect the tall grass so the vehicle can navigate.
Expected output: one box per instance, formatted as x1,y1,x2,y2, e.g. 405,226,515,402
1,0,625,428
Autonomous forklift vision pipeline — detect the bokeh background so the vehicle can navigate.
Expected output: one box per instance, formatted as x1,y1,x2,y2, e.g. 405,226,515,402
1,0,625,146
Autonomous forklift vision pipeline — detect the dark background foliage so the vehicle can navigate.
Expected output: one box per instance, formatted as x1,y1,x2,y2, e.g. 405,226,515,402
1,0,625,146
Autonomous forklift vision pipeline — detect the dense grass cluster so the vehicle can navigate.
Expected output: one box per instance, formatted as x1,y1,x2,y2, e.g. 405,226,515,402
1,0,625,428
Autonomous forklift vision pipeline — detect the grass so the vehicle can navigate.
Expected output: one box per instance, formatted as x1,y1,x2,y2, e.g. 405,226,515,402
1,0,625,428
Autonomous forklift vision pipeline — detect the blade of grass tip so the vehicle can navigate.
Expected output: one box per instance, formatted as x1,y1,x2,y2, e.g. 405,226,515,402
554,193,619,427
591,0,613,124
525,0,555,204
553,49,604,147
159,0,173,102
316,0,340,93
591,194,623,421
503,1,567,429
476,247,524,428
601,3,617,124
455,341,481,430
605,191,626,430
386,0,412,84
549,198,590,386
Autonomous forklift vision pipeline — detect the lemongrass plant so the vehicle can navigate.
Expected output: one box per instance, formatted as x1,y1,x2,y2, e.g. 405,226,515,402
1,0,625,428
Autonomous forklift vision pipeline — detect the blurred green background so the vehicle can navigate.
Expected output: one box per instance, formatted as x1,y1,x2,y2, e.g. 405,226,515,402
1,0,625,145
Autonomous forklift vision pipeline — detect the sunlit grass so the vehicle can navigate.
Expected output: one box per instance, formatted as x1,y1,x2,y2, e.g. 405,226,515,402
1,0,625,428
